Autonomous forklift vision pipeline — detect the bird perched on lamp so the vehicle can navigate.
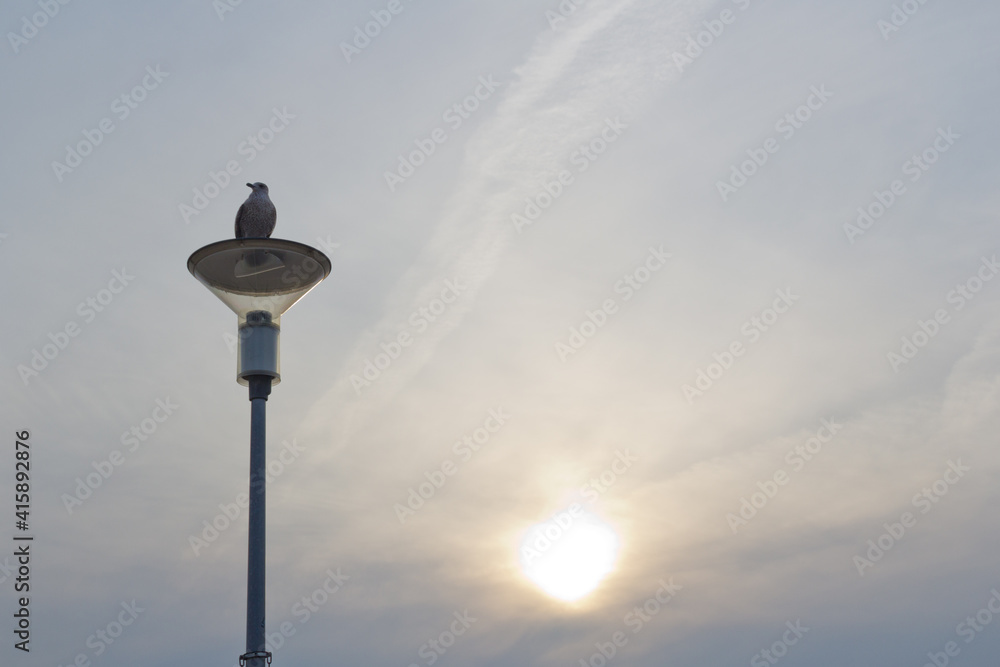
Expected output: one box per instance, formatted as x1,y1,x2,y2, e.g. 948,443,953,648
235,182,277,239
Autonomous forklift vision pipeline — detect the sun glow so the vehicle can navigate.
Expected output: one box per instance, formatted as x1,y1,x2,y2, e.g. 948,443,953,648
519,509,619,602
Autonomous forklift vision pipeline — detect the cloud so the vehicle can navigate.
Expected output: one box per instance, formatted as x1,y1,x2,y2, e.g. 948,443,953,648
299,0,720,454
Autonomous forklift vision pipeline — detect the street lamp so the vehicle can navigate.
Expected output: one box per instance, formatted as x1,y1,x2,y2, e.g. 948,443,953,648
188,238,331,666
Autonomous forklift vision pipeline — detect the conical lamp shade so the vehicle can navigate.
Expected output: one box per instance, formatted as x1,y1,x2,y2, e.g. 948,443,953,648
188,239,331,326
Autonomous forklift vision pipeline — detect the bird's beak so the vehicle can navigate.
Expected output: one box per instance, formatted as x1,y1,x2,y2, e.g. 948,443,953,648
246,182,253,188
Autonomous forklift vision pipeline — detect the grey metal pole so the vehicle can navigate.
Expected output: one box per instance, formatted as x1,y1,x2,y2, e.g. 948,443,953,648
243,375,272,667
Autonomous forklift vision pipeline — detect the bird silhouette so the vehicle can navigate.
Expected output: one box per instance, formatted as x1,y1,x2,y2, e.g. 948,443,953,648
235,182,276,239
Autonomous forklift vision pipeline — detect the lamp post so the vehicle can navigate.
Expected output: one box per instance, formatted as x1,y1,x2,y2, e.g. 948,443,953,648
188,238,331,667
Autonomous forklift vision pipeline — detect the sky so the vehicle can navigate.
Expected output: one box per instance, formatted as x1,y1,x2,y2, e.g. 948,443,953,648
2,0,1000,665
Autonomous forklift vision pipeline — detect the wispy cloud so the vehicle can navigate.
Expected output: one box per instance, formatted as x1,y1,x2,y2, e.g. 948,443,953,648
301,0,720,452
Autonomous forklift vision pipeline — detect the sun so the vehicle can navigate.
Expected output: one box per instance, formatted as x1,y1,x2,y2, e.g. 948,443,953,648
519,508,619,602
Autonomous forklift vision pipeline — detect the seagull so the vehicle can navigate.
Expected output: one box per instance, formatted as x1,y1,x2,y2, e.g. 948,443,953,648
235,182,276,239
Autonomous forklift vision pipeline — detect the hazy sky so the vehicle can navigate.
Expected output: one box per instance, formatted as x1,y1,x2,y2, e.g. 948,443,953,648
3,1,1000,665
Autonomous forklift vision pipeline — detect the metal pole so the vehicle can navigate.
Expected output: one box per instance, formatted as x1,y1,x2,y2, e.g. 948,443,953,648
243,375,272,667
